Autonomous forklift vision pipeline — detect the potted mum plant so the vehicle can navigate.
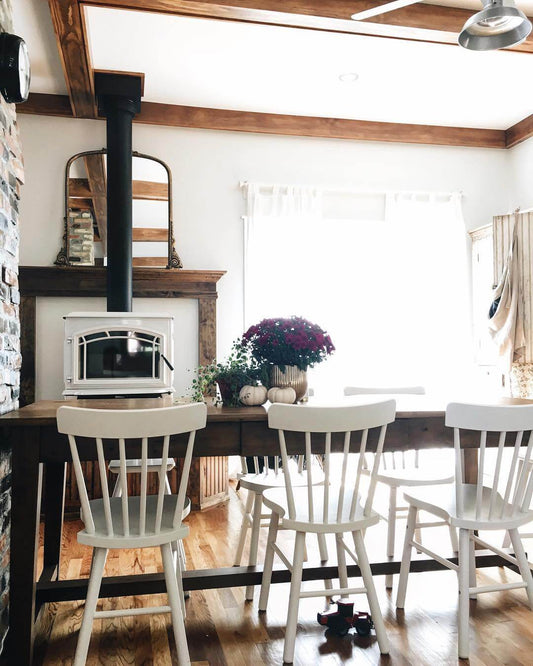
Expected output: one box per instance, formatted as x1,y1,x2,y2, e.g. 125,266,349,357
240,316,334,401
190,340,262,407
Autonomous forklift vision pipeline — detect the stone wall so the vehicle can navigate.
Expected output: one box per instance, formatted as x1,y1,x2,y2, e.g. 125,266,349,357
0,0,24,652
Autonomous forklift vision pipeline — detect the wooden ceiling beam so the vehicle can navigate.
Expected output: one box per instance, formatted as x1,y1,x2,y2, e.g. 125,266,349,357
48,0,97,117
505,115,533,148
84,153,108,253
20,93,507,149
132,180,169,200
81,0,533,52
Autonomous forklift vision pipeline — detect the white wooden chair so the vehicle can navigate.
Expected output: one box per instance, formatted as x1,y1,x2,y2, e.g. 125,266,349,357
56,403,207,666
396,402,533,660
258,401,396,664
344,386,456,587
234,454,327,601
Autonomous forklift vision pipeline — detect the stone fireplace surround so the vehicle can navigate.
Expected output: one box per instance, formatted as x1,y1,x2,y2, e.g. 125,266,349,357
19,265,227,511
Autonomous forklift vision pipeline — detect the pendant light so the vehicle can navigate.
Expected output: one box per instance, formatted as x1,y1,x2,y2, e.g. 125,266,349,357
459,0,532,51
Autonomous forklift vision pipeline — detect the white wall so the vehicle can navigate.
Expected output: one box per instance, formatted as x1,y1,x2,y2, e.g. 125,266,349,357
18,114,512,399
508,137,533,211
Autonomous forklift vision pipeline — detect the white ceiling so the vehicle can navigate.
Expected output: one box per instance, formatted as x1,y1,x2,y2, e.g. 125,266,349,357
13,0,533,129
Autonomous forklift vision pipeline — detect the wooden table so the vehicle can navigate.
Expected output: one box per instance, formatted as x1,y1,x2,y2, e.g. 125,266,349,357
0,395,528,665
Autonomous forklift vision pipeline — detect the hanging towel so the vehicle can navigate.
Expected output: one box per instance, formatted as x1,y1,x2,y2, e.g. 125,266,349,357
488,219,526,371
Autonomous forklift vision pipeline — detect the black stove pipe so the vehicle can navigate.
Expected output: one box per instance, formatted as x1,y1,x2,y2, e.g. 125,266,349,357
95,73,142,313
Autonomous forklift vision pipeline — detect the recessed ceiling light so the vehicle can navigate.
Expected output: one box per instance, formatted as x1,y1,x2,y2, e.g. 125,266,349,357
339,72,359,83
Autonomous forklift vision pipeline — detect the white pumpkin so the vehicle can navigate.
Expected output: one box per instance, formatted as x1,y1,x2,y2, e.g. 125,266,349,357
267,386,296,404
239,384,268,406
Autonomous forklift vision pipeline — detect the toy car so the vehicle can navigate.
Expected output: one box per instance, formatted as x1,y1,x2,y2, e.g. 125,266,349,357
317,600,374,637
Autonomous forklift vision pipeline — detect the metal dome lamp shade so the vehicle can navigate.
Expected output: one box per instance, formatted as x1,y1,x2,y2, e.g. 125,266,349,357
459,0,532,50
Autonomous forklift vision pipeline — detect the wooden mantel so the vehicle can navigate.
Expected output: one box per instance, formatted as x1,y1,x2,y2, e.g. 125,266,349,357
18,266,227,511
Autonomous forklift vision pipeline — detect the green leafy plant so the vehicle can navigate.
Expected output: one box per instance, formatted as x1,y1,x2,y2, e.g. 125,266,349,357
189,340,264,407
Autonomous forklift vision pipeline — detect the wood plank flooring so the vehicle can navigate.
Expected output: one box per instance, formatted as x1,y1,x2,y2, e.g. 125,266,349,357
34,482,533,665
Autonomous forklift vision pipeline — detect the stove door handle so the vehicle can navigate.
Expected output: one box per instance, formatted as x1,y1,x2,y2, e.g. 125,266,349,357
160,354,174,372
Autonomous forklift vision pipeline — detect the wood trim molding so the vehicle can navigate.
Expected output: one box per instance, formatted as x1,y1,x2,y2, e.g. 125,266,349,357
505,114,533,149
19,93,507,149
81,0,533,52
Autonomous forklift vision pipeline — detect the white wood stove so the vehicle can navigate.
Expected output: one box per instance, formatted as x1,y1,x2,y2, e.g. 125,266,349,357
63,312,174,397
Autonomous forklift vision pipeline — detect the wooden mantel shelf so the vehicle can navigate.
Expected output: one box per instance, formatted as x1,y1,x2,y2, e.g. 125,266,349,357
19,266,226,299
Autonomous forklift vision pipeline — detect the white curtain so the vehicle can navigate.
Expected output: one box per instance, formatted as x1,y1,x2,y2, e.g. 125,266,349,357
243,185,472,395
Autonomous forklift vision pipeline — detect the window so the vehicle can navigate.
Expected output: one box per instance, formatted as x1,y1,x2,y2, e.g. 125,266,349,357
243,183,473,395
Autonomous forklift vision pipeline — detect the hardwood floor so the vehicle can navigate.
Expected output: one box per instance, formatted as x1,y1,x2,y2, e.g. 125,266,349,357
35,482,533,665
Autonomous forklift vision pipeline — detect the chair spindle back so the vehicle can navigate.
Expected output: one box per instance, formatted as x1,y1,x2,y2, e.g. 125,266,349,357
57,403,207,537
344,386,425,470
268,401,396,524
446,402,533,522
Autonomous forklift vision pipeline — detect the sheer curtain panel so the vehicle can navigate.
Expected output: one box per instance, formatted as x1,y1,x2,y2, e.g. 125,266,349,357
243,184,471,395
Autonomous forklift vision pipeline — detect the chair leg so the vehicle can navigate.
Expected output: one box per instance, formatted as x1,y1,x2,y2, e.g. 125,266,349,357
457,528,471,660
258,512,279,612
509,528,533,608
353,530,390,655
164,475,172,494
245,492,264,601
396,504,417,609
386,486,397,588
336,533,349,596
73,547,108,666
234,490,254,566
449,524,459,554
468,532,477,600
161,542,191,666
502,530,512,549
283,531,306,665
317,533,332,594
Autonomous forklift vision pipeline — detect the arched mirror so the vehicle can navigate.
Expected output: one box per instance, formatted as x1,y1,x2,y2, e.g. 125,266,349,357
55,149,182,268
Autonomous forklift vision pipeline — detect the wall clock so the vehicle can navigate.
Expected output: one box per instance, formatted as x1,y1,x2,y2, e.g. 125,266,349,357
0,33,30,104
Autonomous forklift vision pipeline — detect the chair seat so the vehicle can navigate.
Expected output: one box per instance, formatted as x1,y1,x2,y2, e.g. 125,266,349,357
108,458,176,474
373,465,454,488
78,495,189,548
404,484,533,530
262,486,380,533
238,459,324,494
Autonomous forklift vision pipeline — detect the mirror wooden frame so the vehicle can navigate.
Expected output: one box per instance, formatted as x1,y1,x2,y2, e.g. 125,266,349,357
55,148,182,269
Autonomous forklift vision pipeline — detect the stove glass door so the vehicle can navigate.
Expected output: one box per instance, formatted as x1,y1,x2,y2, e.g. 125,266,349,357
78,330,161,380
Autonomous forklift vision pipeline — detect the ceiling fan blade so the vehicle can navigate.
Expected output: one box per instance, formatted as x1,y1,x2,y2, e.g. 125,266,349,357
351,0,423,21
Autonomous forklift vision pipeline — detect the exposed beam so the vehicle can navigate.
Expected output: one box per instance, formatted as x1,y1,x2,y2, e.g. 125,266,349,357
133,257,168,266
69,177,169,200
132,228,168,241
20,93,507,149
132,180,168,200
68,197,93,209
81,0,533,52
69,178,92,197
506,115,533,149
137,101,506,148
84,153,108,253
18,93,73,117
95,228,169,242
48,0,97,117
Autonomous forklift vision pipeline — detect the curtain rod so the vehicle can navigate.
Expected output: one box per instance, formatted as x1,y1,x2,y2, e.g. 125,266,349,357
239,180,463,198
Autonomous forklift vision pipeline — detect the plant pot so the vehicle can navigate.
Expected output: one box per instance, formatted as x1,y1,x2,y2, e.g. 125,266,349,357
269,365,308,402
216,379,241,407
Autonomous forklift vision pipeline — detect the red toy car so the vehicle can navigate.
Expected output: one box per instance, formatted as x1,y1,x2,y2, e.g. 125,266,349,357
317,600,374,637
